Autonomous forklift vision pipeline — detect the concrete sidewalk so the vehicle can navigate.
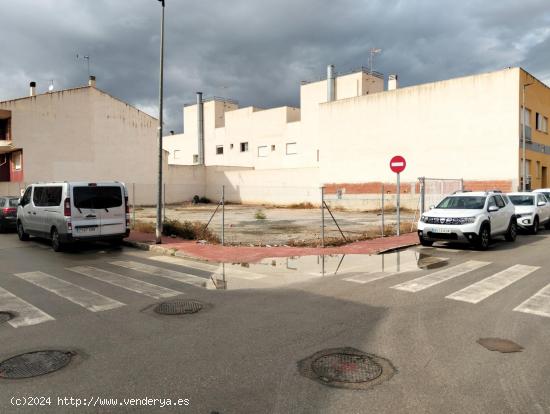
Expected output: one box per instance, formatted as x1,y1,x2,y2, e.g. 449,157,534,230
125,231,419,263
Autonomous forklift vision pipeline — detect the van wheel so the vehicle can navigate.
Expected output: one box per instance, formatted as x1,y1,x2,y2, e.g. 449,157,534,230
531,217,539,235
109,237,124,246
505,220,517,242
476,225,491,250
17,221,29,241
51,228,63,252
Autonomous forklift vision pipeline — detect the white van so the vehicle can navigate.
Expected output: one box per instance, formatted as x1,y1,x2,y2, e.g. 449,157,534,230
17,182,130,251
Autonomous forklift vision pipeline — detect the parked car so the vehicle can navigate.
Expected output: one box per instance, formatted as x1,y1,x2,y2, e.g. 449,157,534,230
507,192,550,234
533,188,550,200
17,182,130,251
417,191,517,250
0,196,20,232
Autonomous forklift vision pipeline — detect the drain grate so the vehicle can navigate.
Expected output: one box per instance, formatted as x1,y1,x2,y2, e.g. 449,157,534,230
0,351,74,379
298,347,396,390
477,338,523,353
154,299,203,315
0,312,13,324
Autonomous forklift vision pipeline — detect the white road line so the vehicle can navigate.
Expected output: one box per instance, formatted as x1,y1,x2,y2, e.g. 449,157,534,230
514,284,550,318
110,261,208,287
147,256,265,280
0,286,55,328
446,264,539,304
343,257,448,284
13,271,124,312
391,260,491,293
68,266,182,300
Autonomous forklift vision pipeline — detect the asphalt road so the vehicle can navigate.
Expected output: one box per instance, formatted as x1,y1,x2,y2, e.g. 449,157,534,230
1,231,550,413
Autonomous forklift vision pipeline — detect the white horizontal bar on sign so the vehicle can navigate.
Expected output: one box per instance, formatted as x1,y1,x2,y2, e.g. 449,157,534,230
391,162,405,167
391,260,491,293
13,271,125,312
110,261,208,287
68,266,182,299
514,283,550,318
446,264,539,304
0,285,55,328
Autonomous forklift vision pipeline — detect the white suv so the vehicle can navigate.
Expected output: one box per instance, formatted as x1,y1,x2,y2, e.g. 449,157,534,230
417,191,517,250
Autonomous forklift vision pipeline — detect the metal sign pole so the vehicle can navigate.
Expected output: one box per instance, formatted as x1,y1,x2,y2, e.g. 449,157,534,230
321,186,325,248
397,172,401,236
222,185,225,246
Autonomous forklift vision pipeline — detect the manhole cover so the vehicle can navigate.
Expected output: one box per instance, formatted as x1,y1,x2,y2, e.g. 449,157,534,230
154,300,203,315
0,312,13,324
477,338,523,353
298,347,396,390
0,351,74,379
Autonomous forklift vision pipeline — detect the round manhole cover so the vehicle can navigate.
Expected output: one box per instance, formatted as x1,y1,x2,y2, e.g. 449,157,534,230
0,351,74,379
154,300,203,315
298,347,396,390
0,312,13,324
312,353,382,383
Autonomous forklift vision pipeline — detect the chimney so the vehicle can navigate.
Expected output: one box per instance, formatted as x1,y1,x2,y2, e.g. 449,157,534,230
196,92,204,165
327,65,336,101
29,81,36,97
388,74,399,91
88,75,96,87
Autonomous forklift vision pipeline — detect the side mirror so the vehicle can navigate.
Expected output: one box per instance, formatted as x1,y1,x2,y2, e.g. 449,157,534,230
538,201,546,206
488,205,499,212
429,205,435,210
18,198,24,207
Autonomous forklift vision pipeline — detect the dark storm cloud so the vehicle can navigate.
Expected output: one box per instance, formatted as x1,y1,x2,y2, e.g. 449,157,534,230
1,0,549,132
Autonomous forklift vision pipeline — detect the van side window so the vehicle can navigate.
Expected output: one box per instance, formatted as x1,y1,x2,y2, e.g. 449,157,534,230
20,187,31,206
33,187,46,206
44,187,62,206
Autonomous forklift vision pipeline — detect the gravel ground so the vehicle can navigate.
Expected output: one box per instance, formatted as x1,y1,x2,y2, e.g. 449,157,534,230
133,204,417,246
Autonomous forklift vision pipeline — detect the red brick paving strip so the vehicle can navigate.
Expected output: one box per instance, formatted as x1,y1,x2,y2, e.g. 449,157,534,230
126,232,419,263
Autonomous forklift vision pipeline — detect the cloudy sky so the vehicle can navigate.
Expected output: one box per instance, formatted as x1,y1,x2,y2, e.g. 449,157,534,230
1,0,549,132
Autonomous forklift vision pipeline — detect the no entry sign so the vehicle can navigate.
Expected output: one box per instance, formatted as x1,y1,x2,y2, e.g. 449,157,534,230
390,155,406,174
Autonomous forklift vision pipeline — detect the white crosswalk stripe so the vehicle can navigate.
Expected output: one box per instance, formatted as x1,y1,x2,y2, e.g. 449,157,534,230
110,261,208,287
446,264,539,304
13,271,125,312
68,266,182,299
0,285,54,328
148,256,265,280
514,284,550,318
391,260,491,292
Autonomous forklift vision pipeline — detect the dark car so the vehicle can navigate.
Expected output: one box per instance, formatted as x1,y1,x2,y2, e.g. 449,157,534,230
0,197,19,231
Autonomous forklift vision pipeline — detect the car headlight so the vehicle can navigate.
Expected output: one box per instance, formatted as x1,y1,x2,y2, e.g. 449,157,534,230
420,215,428,223
516,213,532,218
460,217,476,224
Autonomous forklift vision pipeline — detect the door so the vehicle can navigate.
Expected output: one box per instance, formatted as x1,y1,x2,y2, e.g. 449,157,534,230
543,167,548,188
71,185,102,238
95,184,125,236
488,196,506,233
29,186,48,234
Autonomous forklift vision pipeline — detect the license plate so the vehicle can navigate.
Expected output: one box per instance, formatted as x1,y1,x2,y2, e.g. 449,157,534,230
77,227,98,233
428,227,452,234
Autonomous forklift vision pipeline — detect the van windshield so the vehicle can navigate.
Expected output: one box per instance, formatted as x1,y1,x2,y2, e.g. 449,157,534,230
73,186,122,209
436,196,486,209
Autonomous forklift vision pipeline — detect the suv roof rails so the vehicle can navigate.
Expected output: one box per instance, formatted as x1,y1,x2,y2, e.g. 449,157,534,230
452,190,471,194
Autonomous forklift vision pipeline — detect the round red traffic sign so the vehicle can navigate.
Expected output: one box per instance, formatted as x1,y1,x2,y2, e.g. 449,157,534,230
390,155,406,173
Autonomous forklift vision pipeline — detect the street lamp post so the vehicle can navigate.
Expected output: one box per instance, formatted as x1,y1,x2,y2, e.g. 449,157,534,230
155,0,165,244
522,82,533,191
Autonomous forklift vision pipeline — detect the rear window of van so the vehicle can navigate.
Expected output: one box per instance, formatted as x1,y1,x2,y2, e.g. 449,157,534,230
73,186,122,209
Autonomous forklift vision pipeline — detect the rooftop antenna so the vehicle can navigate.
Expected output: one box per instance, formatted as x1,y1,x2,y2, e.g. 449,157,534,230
76,54,91,78
368,48,382,73
48,80,54,92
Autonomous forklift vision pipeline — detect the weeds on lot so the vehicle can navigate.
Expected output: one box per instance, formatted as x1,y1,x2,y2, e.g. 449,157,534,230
133,220,156,233
162,219,220,243
287,202,315,209
254,209,267,220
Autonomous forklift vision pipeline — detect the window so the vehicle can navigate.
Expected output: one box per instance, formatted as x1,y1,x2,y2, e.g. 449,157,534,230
240,142,248,152
436,196,486,209
8,198,18,207
193,154,199,163
73,186,122,209
522,107,531,126
230,144,234,149
257,146,268,157
32,187,45,206
536,113,548,133
20,187,31,206
286,142,297,155
271,145,276,151
12,152,21,171
173,150,181,160
216,145,224,155
495,195,505,208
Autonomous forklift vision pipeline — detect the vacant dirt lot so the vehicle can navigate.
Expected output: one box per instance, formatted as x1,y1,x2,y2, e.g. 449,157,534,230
133,203,416,246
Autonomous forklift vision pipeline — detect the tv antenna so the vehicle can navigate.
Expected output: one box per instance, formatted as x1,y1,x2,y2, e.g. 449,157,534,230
368,48,382,73
76,54,91,78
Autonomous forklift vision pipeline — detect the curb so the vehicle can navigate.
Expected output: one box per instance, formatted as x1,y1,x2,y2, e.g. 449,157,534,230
375,241,420,254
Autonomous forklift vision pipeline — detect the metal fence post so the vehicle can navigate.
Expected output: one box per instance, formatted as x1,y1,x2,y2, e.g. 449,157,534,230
321,186,325,248
460,178,464,191
163,183,166,222
221,185,225,246
381,183,385,237
419,177,425,214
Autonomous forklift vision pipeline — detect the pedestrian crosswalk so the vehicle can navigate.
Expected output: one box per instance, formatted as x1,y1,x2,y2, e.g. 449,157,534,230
3,252,550,329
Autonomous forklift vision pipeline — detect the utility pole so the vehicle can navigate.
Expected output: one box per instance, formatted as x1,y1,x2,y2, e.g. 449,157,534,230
522,82,533,191
155,0,165,244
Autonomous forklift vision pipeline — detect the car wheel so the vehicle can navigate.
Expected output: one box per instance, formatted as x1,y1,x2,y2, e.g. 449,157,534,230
419,237,433,247
476,225,490,250
531,217,539,235
505,220,517,242
51,228,63,252
17,221,29,241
